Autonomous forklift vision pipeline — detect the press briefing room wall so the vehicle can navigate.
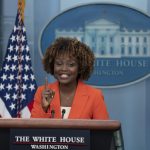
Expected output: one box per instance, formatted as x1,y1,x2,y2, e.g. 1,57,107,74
0,0,150,150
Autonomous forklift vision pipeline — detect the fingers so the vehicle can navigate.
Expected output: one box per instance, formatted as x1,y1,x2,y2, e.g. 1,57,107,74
45,77,48,90
43,89,55,100
42,77,55,102
42,78,55,112
43,77,55,102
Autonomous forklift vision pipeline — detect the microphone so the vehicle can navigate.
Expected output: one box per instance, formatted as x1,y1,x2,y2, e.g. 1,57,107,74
62,109,66,119
51,109,55,118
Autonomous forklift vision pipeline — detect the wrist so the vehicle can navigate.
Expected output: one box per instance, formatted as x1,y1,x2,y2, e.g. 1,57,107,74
42,104,50,113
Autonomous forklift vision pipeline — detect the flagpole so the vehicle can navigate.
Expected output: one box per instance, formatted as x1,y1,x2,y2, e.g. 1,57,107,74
18,0,25,22
17,0,25,118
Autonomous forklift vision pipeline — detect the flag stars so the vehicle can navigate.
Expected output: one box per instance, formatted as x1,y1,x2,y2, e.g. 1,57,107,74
8,45,14,52
26,45,29,52
22,84,27,91
0,83,4,91
4,64,10,72
12,93,17,101
1,74,7,81
23,74,29,81
8,74,14,81
11,64,16,72
13,25,17,32
21,35,26,42
9,103,16,110
30,74,35,81
10,35,16,42
12,55,18,62
15,45,19,51
29,84,35,91
25,55,30,62
20,93,26,100
25,65,30,72
14,84,19,91
16,35,21,42
6,55,12,62
23,26,26,32
4,93,11,101
6,84,12,91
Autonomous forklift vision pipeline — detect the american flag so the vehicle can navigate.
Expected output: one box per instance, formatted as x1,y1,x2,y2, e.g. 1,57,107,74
0,10,37,118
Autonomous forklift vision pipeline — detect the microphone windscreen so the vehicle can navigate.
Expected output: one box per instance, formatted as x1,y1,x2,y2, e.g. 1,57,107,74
62,109,66,119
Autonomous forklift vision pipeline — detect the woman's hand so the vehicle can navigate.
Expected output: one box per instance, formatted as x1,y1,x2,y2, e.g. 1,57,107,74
42,88,55,112
41,78,55,112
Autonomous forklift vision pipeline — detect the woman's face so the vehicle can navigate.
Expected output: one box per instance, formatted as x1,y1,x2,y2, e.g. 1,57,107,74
54,54,79,85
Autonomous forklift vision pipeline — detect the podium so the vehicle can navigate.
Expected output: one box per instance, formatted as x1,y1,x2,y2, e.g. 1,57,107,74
0,119,124,150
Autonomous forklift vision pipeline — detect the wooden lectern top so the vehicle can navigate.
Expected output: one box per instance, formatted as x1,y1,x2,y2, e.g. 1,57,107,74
0,118,120,130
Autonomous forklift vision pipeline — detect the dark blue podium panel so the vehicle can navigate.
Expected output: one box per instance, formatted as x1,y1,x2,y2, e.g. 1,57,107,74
10,129,90,150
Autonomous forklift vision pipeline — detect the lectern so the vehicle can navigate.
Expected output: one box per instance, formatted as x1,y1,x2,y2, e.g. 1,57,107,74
0,119,124,150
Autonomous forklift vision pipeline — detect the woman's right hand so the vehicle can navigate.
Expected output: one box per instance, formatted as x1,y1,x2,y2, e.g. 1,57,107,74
42,88,55,112
41,78,55,112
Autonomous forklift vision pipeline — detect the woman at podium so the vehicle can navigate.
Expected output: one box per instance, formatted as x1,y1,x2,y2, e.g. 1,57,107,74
31,37,109,119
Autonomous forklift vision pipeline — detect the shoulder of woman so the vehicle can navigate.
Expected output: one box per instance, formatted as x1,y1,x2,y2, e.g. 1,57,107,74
81,81,103,95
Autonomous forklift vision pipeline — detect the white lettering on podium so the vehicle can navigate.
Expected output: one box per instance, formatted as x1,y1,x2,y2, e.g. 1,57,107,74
30,145,68,149
59,137,84,143
32,136,56,142
15,136,30,142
